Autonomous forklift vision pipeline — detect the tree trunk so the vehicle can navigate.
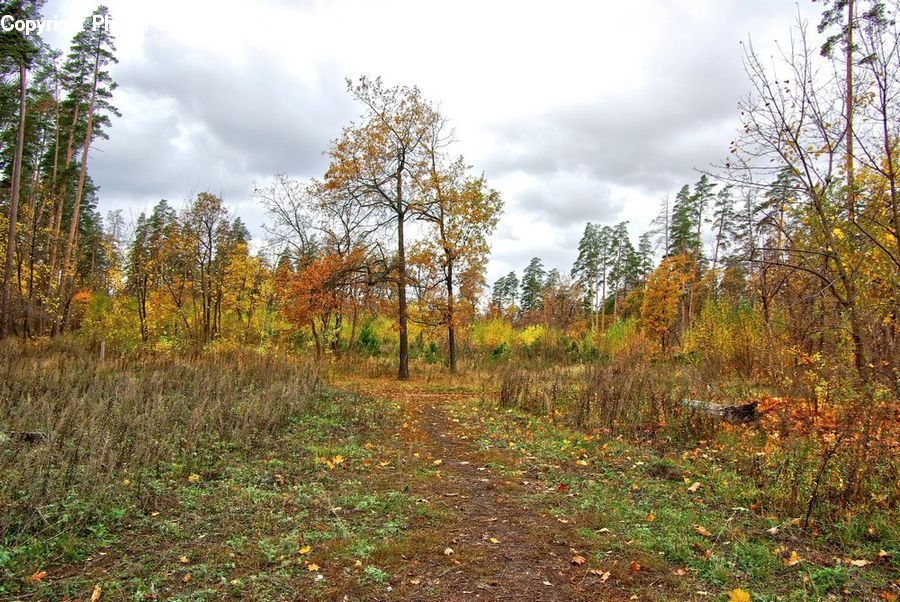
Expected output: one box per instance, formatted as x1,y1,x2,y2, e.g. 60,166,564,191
1,61,27,339
397,204,409,380
60,50,101,332
47,102,80,325
446,257,457,374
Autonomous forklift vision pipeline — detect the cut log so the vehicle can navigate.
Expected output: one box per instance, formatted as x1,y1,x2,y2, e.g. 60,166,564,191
1,431,50,445
680,399,758,423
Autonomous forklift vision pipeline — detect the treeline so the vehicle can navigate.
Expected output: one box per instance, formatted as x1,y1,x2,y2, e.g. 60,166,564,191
0,2,118,338
0,1,897,400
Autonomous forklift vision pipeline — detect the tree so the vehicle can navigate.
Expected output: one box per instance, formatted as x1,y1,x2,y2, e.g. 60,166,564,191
491,271,518,314
708,184,739,278
520,257,546,315
733,13,899,385
669,184,697,258
0,0,41,337
324,77,438,380
649,194,671,256
572,223,601,327
57,5,119,332
636,231,655,278
639,253,693,351
417,148,502,372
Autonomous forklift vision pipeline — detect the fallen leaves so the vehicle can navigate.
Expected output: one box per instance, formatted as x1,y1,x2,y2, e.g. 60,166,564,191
28,570,47,583
849,558,870,567
629,560,641,573
307,563,320,572
187,473,201,484
443,547,454,556
687,481,701,493
695,525,712,538
588,569,611,582
90,584,103,601
727,589,751,602
646,513,656,523
315,455,347,469
571,555,586,565
298,545,312,555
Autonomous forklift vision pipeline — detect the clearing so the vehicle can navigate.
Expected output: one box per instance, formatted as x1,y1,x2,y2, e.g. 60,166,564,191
8,376,896,601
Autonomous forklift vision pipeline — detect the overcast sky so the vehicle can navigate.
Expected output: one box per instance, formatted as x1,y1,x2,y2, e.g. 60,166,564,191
42,0,818,283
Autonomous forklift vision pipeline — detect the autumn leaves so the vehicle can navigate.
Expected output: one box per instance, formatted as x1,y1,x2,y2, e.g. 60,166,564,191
264,77,502,377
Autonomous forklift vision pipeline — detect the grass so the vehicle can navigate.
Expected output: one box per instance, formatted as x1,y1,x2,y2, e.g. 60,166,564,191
452,396,899,600
1,344,897,600
0,342,437,599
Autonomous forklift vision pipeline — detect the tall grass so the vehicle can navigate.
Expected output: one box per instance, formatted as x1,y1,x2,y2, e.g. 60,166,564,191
495,335,899,523
0,338,319,540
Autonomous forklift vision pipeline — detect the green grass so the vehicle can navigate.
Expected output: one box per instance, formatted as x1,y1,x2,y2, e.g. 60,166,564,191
1,387,422,600
451,396,899,601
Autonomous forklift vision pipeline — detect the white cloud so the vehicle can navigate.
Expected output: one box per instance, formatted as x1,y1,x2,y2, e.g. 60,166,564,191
44,0,822,282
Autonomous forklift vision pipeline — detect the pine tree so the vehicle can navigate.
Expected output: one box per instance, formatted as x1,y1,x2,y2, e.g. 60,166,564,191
636,231,655,278
490,271,518,312
519,257,545,314
0,0,42,337
669,184,696,257
708,184,739,275
571,223,600,325
58,5,119,331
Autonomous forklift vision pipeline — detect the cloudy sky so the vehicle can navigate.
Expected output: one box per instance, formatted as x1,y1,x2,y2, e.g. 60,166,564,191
42,0,817,283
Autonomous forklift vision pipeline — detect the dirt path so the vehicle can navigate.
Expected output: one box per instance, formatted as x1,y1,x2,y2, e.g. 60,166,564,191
342,384,656,601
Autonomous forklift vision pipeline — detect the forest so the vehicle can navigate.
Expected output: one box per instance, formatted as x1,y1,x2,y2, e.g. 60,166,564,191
0,1,898,600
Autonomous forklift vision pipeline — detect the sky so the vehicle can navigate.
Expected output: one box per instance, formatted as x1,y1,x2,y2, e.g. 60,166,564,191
41,0,819,284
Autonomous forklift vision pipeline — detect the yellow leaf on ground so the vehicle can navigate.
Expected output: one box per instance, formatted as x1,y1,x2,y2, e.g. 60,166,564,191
90,584,102,601
687,481,701,493
571,555,586,565
307,563,320,572
182,573,192,583
187,473,201,483
179,555,189,563
298,545,312,555
332,455,345,465
850,559,870,567
433,459,443,466
695,525,712,537
727,588,751,602
575,459,588,466
646,513,656,523
489,537,500,544
784,550,802,566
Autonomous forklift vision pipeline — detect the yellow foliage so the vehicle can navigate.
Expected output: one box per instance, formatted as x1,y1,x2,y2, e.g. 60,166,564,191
517,324,545,347
473,318,514,349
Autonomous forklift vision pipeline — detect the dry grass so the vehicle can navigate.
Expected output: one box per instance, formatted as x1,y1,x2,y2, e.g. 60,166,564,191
0,338,320,539
494,343,899,523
